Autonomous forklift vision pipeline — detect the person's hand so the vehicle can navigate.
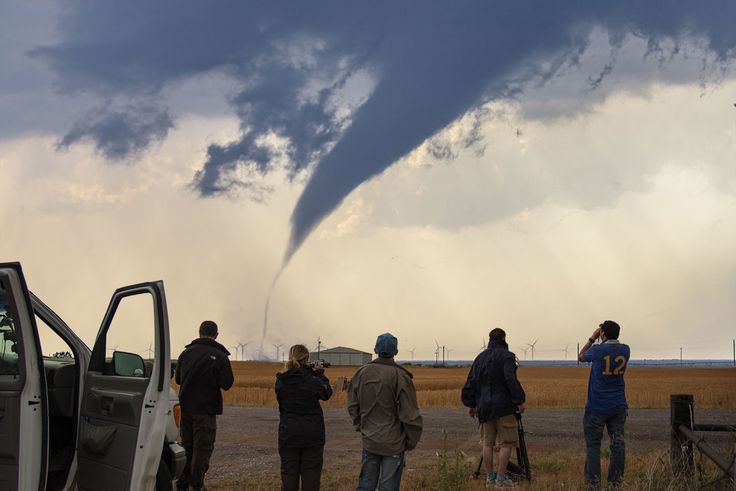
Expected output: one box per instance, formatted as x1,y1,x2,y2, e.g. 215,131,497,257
469,407,477,419
590,327,602,342
517,404,525,414
311,360,323,370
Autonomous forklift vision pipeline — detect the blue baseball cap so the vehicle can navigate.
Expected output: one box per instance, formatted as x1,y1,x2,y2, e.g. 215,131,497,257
374,332,398,358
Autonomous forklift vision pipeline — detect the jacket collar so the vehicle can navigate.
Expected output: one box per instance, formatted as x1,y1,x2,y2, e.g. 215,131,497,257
278,365,312,379
187,337,231,356
370,356,413,378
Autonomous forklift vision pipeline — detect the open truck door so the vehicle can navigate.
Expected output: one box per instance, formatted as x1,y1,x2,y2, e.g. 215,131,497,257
77,281,170,491
0,262,48,491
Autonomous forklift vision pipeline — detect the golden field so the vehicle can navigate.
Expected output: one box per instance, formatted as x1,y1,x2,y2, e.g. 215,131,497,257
221,361,736,409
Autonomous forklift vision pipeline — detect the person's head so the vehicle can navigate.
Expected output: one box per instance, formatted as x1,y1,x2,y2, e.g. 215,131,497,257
599,320,620,340
488,327,506,344
285,344,310,370
199,320,218,339
374,332,398,359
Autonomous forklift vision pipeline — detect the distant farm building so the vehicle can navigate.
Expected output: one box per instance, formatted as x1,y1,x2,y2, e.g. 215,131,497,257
310,346,372,366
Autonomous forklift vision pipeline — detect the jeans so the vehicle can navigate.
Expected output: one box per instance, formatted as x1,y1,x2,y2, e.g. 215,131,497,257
279,445,324,491
584,407,627,486
356,449,405,491
177,413,217,491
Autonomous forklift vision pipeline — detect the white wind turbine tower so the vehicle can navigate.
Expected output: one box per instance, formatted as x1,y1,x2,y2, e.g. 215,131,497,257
519,346,530,360
527,339,538,360
237,342,249,361
445,347,453,362
273,343,283,362
434,339,441,365
408,348,416,361
229,345,240,361
562,344,570,360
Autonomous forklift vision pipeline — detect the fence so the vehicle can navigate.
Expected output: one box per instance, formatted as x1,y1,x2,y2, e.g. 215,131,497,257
670,394,736,483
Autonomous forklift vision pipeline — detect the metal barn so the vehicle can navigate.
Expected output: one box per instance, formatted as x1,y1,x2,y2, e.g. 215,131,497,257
310,346,372,366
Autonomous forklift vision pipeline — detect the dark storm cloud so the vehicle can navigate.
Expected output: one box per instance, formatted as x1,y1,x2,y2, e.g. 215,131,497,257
57,103,173,160
31,1,736,262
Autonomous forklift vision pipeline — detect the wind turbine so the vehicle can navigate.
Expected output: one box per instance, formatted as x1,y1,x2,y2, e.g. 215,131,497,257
273,343,283,362
562,344,570,360
445,347,452,362
237,342,249,361
229,345,240,361
434,339,441,365
527,339,538,361
145,343,153,360
408,347,416,361
519,346,529,360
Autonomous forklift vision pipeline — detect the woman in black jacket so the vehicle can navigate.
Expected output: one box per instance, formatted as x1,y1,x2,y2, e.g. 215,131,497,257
275,344,333,491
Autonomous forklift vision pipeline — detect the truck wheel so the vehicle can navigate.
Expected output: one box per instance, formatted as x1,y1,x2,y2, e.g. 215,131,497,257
155,458,172,491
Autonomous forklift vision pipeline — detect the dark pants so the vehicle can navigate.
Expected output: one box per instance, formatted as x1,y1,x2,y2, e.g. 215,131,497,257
177,413,217,491
584,408,627,487
279,445,324,491
356,449,405,491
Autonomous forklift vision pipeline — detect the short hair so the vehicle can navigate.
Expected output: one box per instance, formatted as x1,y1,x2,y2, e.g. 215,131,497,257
199,320,218,337
600,320,620,340
489,327,506,342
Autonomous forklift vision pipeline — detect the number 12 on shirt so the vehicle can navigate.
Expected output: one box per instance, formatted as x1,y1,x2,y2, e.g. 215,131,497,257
602,355,626,376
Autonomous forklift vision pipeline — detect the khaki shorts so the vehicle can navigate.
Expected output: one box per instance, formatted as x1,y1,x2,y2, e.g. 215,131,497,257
480,413,519,449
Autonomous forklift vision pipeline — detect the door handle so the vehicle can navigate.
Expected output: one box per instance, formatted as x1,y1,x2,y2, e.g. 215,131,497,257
101,396,114,415
28,400,40,406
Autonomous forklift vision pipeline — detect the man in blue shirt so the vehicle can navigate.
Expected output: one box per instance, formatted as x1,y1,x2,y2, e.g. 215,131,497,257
578,320,630,489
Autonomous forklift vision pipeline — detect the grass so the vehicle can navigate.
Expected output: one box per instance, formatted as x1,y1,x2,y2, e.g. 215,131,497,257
219,362,736,409
209,447,736,490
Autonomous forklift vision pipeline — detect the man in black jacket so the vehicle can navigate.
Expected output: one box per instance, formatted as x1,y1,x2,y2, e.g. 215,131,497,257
462,328,525,488
175,320,234,491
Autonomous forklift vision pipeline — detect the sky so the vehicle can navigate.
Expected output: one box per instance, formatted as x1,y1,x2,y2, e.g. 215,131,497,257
1,1,735,361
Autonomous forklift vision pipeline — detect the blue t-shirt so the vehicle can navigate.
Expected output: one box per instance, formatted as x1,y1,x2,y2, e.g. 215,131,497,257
582,340,630,413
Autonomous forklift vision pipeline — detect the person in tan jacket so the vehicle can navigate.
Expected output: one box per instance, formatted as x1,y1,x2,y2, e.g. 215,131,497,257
348,333,423,491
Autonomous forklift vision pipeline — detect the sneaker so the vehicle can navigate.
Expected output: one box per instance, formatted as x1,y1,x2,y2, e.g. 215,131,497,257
484,471,497,487
495,476,516,488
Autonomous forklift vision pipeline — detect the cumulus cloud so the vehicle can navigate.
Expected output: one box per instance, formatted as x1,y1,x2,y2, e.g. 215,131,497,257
28,1,736,265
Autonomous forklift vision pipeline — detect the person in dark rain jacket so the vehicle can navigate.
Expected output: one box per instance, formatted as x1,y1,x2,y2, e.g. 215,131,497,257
275,344,333,491
462,328,525,488
175,320,234,491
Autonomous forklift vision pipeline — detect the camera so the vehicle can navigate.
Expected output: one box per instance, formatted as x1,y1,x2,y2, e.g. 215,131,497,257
309,359,330,369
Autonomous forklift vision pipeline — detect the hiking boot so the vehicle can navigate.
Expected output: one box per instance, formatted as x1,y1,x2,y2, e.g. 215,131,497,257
495,476,516,488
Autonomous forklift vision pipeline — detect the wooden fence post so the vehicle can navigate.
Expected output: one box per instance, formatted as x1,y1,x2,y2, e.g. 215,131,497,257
670,394,694,480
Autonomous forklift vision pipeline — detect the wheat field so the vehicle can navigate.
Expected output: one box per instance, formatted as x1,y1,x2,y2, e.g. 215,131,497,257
220,361,736,409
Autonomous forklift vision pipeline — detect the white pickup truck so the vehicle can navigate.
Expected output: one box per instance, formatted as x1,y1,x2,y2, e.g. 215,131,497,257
0,262,185,490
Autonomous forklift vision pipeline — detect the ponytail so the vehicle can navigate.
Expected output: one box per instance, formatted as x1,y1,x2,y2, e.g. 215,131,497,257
285,344,310,370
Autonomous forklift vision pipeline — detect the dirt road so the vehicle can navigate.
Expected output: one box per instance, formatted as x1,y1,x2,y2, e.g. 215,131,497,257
206,407,734,484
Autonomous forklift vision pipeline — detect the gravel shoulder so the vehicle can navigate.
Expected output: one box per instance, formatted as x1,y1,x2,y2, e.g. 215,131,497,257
206,406,734,484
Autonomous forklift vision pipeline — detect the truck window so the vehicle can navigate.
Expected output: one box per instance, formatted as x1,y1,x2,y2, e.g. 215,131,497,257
0,281,20,376
104,293,155,377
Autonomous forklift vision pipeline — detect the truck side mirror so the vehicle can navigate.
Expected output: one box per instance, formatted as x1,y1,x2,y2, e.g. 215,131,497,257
113,351,146,377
